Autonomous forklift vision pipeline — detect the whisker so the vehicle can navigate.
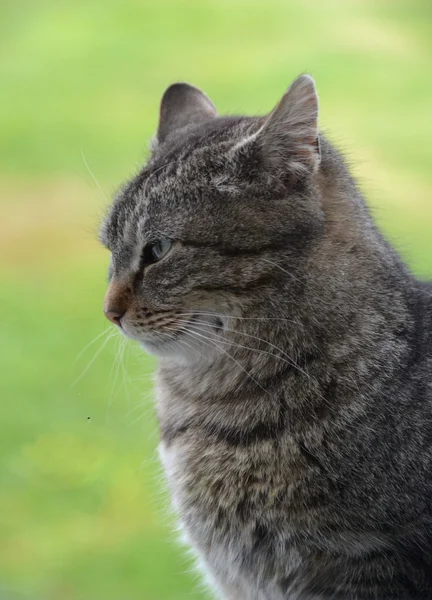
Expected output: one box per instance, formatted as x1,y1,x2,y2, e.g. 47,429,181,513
179,328,272,396
106,335,126,421
122,343,143,396
175,320,295,368
81,149,110,203
177,307,332,340
175,318,310,378
143,161,175,199
173,320,337,416
71,330,116,389
128,393,157,426
261,257,345,324
73,326,113,365
119,338,133,414
162,326,206,360
177,311,299,323
260,257,304,284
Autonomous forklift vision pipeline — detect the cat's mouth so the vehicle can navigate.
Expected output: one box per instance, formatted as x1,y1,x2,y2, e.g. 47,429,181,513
138,313,225,357
186,313,224,331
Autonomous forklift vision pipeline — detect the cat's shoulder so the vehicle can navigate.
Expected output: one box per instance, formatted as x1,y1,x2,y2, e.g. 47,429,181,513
415,279,432,357
418,280,432,296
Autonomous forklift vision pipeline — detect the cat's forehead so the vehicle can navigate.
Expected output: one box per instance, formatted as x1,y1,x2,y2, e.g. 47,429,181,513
101,116,261,250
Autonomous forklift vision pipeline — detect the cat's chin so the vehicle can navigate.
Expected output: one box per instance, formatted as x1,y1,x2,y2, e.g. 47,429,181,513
139,338,188,358
139,339,213,366
139,327,221,366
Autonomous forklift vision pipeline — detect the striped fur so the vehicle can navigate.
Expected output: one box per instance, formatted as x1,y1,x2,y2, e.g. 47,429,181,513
101,76,432,599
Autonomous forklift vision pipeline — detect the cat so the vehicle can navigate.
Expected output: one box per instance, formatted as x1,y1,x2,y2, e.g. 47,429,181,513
100,75,432,599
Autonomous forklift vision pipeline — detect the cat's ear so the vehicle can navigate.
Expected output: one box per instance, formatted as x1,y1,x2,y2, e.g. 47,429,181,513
260,74,320,177
157,83,218,143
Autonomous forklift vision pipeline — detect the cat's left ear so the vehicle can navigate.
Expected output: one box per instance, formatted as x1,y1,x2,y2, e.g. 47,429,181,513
259,74,320,177
157,83,218,144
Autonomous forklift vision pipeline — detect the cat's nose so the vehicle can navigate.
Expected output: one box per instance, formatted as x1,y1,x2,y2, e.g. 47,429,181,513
103,280,130,326
104,307,125,326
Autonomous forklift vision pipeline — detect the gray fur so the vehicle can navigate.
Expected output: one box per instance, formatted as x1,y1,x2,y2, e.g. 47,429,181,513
101,75,432,599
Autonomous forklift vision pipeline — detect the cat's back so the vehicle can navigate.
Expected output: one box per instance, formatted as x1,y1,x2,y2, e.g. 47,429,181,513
420,280,432,321
415,279,432,361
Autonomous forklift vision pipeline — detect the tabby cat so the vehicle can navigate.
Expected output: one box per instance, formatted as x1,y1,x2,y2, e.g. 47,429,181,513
101,75,432,599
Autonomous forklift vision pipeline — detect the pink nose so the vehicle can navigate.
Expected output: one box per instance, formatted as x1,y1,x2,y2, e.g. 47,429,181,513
104,307,125,326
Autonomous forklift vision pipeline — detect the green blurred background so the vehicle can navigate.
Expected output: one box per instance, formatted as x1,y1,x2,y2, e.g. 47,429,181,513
1,1,431,598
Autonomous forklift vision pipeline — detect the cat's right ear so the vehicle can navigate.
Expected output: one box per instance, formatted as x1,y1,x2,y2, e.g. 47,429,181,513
156,83,218,144
259,74,320,179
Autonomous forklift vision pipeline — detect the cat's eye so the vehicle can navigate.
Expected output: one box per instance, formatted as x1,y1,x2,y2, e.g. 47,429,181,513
142,239,172,266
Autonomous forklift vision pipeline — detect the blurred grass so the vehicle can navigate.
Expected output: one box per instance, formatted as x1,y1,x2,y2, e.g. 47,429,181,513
0,0,431,598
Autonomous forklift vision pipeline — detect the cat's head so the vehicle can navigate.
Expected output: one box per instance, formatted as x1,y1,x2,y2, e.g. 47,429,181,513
101,75,325,363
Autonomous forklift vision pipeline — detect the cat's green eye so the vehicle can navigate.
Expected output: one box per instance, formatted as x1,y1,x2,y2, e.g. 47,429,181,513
142,239,172,266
